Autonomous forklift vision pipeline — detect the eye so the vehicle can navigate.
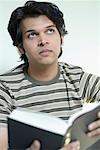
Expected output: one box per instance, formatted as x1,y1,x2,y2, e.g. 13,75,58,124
47,28,55,34
28,32,38,39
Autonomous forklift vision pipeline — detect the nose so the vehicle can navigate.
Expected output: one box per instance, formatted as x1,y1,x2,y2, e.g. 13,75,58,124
38,33,48,46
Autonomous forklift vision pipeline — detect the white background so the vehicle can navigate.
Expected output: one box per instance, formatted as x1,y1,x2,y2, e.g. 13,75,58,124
0,0,100,75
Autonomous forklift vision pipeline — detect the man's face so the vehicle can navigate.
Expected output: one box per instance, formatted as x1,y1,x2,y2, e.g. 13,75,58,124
20,15,63,67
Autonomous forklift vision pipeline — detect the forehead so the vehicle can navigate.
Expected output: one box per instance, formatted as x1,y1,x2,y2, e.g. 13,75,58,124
20,15,56,32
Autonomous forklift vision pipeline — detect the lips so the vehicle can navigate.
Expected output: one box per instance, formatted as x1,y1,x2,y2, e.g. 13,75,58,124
39,49,52,56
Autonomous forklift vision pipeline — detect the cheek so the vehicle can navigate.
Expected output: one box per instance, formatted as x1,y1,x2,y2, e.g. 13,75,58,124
23,41,36,53
52,37,61,51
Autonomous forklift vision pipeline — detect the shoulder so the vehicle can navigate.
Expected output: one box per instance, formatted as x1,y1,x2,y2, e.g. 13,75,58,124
80,71,100,86
0,63,25,83
80,71,100,102
59,62,100,83
59,62,83,75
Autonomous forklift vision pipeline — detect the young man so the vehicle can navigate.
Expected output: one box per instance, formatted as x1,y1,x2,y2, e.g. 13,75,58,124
0,1,100,150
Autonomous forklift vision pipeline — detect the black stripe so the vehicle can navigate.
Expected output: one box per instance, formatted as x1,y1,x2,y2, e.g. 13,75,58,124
18,97,81,108
0,95,10,104
12,84,34,92
0,109,10,114
2,78,25,84
11,81,65,91
12,78,80,92
16,88,66,100
69,79,80,84
92,90,100,102
16,87,80,100
64,72,81,76
90,77,100,98
82,74,92,98
61,71,82,76
68,66,81,70
0,86,11,97
0,120,7,124
40,104,82,113
19,98,67,107
63,63,81,70
0,71,24,76
59,116,70,120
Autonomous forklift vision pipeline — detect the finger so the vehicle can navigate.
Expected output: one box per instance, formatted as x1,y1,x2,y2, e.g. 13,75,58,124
60,141,80,150
88,119,100,131
87,111,100,137
87,128,100,137
98,112,100,118
30,140,41,150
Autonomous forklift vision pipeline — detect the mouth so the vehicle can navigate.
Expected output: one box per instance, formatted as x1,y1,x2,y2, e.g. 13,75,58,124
39,49,52,57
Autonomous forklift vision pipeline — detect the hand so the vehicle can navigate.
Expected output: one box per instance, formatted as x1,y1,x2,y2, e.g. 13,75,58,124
26,140,40,150
27,140,80,150
87,111,100,137
60,141,80,150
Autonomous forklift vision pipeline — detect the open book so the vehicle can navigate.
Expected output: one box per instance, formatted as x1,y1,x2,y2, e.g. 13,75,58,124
7,103,100,150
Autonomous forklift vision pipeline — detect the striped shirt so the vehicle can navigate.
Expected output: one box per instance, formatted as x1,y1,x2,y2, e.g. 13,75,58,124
0,62,100,127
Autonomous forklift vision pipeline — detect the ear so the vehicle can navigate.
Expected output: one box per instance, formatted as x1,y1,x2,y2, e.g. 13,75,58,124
61,36,64,45
18,43,25,54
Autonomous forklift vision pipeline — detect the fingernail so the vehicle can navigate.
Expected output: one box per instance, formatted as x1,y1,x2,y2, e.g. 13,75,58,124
87,132,92,137
76,142,80,150
98,112,100,118
88,124,93,130
76,141,80,145
75,141,80,148
77,146,80,150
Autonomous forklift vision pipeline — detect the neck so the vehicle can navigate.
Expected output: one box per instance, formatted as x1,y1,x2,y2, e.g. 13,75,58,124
27,62,59,81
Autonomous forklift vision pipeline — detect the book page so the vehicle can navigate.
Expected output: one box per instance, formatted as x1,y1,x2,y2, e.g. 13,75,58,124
68,102,100,126
9,108,68,136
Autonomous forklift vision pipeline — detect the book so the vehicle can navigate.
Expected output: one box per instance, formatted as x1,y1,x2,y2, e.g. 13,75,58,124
7,103,100,150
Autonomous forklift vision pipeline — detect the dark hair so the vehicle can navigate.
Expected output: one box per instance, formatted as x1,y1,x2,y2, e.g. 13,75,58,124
8,0,67,63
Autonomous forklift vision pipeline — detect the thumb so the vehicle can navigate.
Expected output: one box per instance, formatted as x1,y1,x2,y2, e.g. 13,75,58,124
30,140,41,150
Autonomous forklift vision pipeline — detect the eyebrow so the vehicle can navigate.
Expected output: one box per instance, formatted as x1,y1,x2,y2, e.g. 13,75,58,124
24,24,56,35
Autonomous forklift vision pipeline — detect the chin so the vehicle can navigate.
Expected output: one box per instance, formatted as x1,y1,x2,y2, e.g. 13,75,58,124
39,60,55,66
